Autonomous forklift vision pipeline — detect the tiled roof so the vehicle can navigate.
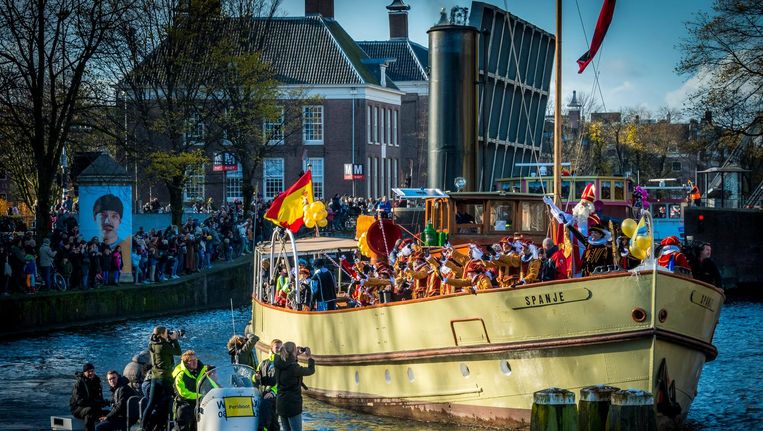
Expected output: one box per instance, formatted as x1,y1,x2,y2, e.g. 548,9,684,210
356,40,429,82
131,16,399,89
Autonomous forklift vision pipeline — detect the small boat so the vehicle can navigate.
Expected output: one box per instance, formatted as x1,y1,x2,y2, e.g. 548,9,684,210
194,364,262,431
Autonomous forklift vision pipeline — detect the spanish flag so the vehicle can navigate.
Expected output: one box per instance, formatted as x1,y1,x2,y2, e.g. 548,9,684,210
264,170,314,233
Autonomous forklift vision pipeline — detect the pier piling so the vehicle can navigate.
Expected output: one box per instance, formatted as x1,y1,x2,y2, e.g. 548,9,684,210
578,385,619,431
605,389,657,431
531,387,578,431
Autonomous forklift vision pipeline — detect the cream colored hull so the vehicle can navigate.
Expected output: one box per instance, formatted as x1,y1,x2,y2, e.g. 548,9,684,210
251,269,723,428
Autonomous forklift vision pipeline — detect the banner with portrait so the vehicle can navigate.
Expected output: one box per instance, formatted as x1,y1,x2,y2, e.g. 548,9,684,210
78,185,132,277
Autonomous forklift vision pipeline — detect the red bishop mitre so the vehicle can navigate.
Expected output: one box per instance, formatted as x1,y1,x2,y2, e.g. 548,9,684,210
581,183,596,203
660,236,681,247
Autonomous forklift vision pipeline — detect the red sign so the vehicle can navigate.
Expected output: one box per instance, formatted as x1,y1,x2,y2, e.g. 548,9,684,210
344,164,365,180
212,164,238,172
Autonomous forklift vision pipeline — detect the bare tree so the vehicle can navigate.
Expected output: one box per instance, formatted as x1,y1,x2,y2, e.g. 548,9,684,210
0,0,133,238
677,0,763,137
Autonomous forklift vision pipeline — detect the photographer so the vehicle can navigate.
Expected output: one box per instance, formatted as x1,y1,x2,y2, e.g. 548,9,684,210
140,326,182,431
274,342,315,431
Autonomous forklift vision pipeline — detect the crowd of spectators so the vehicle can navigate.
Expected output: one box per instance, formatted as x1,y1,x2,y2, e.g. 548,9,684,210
0,202,254,296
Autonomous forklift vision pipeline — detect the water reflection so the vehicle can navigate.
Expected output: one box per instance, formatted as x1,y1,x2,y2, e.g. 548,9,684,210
0,300,760,430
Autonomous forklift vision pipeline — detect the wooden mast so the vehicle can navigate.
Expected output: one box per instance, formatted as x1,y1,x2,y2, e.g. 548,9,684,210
553,0,562,204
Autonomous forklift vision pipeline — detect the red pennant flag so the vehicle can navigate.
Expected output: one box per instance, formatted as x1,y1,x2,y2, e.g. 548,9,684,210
577,0,616,74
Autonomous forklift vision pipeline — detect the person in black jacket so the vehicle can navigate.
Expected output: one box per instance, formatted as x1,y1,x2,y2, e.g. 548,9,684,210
274,342,315,431
95,371,138,431
70,363,108,431
691,242,722,288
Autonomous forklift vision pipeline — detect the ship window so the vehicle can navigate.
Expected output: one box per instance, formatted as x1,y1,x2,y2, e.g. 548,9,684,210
574,181,588,199
600,181,612,200
384,369,391,384
456,203,483,234
407,368,415,382
521,201,547,232
527,181,544,194
654,204,667,218
561,181,571,200
355,371,359,385
489,202,514,232
669,204,681,219
614,181,625,200
512,181,521,192
460,363,470,378
500,360,512,376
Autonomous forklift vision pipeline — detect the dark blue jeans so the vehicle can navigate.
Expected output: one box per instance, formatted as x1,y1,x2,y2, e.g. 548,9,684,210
141,378,172,430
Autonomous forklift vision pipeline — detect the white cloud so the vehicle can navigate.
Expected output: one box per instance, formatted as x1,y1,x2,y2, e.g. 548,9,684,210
665,70,710,110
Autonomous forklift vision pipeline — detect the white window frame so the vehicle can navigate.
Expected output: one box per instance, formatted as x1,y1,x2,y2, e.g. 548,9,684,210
263,106,285,145
367,156,372,198
385,109,391,146
263,158,285,200
303,105,324,145
185,113,205,146
183,164,206,202
225,163,243,202
305,157,324,200
373,106,379,145
367,106,372,144
393,110,398,146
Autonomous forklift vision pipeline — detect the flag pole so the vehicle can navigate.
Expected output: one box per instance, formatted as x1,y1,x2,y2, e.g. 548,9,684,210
553,0,562,206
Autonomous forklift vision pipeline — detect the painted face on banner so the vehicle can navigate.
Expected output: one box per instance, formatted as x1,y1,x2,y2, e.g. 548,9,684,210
97,210,122,245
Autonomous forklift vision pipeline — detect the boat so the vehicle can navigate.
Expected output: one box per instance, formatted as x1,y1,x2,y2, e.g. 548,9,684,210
250,190,723,429
249,2,723,429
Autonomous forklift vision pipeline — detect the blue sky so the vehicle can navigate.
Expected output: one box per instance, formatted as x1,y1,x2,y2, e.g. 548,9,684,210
280,0,715,119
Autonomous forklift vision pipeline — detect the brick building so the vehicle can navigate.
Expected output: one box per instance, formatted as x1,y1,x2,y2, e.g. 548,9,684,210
132,0,428,209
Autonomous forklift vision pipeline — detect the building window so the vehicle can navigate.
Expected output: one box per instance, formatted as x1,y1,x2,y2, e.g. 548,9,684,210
367,106,372,144
263,158,284,200
367,156,372,197
385,109,391,146
185,113,205,145
393,111,398,146
392,158,398,188
305,157,324,200
373,157,379,198
303,106,323,144
183,164,206,202
226,164,243,202
263,107,285,144
373,106,379,144
671,162,682,172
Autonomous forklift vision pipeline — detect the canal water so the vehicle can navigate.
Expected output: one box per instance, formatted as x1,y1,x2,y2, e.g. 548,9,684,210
0,299,760,430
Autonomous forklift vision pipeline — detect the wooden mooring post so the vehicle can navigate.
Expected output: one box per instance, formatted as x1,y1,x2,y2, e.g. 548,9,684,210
531,387,578,431
605,389,657,431
578,385,620,431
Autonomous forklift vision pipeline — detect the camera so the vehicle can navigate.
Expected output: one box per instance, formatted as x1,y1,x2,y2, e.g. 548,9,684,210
298,347,307,354
168,328,186,338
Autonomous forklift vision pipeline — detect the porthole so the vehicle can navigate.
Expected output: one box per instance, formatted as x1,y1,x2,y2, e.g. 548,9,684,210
407,367,415,382
632,307,647,323
658,309,668,323
460,363,470,378
354,371,359,385
500,360,512,376
384,369,391,384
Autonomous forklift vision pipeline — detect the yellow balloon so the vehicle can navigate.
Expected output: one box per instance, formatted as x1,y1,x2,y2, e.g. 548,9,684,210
317,218,328,228
304,218,316,228
309,201,324,213
635,235,652,251
621,218,637,238
629,244,646,260
318,209,328,220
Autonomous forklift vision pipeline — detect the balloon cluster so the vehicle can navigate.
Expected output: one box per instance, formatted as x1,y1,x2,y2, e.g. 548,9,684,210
303,201,328,229
357,232,374,258
621,217,652,260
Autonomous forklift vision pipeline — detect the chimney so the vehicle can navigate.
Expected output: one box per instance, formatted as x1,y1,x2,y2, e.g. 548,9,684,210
387,0,410,40
305,0,334,18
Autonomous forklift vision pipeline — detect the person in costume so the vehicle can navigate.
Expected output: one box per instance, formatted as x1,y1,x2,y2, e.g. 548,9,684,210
442,261,492,293
519,241,541,284
657,236,690,271
568,219,614,277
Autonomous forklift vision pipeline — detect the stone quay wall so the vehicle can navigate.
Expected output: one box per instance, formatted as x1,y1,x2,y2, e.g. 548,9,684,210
0,257,253,338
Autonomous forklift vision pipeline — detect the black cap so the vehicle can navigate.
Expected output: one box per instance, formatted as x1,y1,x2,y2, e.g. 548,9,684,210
82,363,95,372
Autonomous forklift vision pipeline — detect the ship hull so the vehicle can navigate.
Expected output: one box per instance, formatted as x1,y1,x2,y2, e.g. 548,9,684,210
251,269,722,429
